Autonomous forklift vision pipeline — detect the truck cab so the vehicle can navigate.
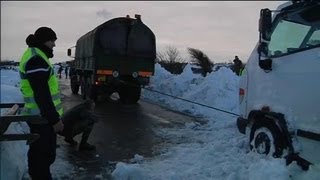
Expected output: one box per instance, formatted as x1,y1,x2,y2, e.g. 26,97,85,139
237,0,320,170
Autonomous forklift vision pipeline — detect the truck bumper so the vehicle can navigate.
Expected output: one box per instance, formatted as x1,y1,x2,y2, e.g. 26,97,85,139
138,77,150,86
237,117,248,135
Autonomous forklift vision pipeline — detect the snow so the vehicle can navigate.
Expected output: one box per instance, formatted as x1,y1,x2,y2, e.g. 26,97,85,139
0,68,28,180
1,65,319,179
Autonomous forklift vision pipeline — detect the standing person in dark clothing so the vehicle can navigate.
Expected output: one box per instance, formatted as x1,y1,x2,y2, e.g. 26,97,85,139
233,56,244,76
58,65,63,79
59,99,98,151
68,61,75,78
19,27,64,180
64,66,69,79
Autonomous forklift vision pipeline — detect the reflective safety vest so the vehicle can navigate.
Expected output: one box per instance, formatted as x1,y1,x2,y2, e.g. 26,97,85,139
239,68,244,76
19,48,63,117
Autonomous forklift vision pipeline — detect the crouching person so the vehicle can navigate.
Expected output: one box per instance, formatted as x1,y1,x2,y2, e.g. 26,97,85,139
59,99,98,151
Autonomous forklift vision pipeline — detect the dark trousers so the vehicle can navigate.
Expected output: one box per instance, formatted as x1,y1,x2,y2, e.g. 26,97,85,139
27,123,57,180
62,121,94,145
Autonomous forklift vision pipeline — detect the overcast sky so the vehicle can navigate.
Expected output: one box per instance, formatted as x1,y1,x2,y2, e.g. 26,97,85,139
1,1,283,64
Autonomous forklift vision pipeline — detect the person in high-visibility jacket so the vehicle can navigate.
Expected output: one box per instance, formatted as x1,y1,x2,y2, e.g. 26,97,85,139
19,27,64,180
233,56,244,76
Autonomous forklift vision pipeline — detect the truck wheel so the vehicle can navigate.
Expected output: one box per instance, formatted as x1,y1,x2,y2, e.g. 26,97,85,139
119,83,141,104
70,76,79,94
118,87,129,104
128,86,141,103
249,119,286,158
88,84,97,102
80,78,87,100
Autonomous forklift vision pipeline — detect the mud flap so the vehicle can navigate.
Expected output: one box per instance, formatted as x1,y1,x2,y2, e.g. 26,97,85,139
237,117,247,134
285,153,312,171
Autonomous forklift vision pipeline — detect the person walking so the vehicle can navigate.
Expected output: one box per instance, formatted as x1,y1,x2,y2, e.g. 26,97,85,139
19,26,64,180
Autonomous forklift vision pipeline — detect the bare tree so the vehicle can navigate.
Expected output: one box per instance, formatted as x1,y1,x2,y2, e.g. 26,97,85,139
156,52,167,63
156,45,186,74
156,45,183,63
166,46,183,63
187,47,214,77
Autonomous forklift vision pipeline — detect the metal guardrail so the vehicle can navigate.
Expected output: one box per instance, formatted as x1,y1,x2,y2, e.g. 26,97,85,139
0,103,47,145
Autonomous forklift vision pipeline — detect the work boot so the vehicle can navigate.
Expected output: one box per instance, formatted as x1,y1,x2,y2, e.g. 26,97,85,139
65,138,78,146
79,142,96,151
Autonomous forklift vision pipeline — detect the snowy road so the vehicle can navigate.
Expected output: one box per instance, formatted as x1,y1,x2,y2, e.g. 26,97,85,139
52,77,203,179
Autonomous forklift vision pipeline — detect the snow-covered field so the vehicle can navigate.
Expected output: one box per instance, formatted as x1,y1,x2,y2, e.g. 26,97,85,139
0,64,319,180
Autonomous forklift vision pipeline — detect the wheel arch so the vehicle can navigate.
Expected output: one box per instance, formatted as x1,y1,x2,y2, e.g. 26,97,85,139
248,110,294,153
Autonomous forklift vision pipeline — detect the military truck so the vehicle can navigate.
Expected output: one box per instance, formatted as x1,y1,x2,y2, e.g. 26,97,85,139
237,0,320,170
67,14,156,103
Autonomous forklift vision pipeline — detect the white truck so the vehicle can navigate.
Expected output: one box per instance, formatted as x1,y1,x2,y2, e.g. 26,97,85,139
237,0,320,170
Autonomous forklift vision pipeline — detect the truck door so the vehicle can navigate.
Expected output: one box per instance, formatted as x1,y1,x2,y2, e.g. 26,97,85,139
265,14,320,133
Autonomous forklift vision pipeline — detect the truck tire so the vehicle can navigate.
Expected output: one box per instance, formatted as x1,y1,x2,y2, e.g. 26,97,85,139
70,76,79,94
249,118,286,158
119,82,141,104
80,77,87,100
128,86,141,103
118,87,129,104
88,83,97,102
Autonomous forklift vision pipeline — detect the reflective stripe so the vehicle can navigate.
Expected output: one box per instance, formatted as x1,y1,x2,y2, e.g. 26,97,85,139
24,97,34,103
22,103,63,116
24,93,61,103
55,104,63,117
20,67,51,79
26,67,51,74
52,93,61,101
55,102,62,112
22,107,40,115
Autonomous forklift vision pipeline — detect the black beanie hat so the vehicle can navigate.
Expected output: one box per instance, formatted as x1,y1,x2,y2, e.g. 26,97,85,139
34,27,57,44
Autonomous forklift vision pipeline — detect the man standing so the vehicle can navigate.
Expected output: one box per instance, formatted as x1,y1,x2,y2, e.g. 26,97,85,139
233,56,244,76
65,66,69,79
19,27,64,180
58,64,63,79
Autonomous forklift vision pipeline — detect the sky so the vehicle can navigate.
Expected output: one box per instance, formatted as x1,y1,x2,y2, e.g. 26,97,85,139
1,1,284,64
1,64,319,179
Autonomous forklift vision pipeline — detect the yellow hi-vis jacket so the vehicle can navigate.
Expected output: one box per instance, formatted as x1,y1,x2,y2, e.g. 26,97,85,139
19,47,63,118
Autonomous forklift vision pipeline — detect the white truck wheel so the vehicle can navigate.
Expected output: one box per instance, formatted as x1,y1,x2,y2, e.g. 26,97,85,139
250,119,286,158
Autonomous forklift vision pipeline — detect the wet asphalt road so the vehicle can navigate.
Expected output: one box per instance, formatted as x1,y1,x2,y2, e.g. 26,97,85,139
52,77,202,179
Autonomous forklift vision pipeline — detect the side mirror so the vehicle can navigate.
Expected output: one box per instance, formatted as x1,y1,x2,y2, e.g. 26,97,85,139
258,42,268,56
67,49,72,56
258,42,272,72
259,58,272,71
259,8,272,41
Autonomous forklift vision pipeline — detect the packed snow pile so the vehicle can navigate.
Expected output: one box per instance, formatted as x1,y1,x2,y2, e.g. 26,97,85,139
112,63,320,180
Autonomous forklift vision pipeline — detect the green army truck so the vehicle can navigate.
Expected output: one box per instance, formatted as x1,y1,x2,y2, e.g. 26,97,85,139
67,14,156,103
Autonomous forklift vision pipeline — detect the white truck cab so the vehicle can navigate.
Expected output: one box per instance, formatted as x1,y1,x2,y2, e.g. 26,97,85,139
237,0,320,170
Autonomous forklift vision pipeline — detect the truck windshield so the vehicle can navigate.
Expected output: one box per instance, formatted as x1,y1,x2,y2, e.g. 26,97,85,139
267,4,320,57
